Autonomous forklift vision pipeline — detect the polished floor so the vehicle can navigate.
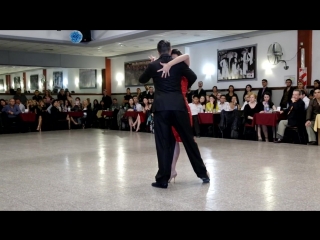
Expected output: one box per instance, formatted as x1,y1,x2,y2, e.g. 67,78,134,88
0,128,320,211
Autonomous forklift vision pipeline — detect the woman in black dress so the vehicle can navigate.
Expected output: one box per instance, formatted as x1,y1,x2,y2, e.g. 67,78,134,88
243,92,260,126
36,99,48,131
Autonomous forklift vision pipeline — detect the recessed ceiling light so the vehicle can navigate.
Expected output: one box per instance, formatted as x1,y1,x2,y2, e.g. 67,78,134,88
97,47,102,49
180,33,187,35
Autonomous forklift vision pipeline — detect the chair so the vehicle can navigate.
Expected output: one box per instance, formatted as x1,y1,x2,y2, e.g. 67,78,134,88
243,120,256,141
284,126,307,144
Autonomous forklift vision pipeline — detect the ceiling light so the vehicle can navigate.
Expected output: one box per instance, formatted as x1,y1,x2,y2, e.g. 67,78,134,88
180,33,187,35
97,47,102,49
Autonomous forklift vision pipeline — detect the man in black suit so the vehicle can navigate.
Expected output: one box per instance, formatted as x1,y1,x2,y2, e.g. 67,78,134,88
139,40,209,189
274,89,305,143
257,79,272,103
279,78,295,110
193,81,206,98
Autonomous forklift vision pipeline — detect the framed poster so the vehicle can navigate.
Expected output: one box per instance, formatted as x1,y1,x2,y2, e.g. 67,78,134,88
79,69,97,89
13,76,21,89
30,74,39,91
53,71,63,89
217,44,257,81
124,59,153,86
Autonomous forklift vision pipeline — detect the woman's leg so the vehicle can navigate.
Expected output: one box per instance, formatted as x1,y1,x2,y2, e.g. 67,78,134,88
128,117,133,131
135,115,141,132
37,116,42,130
257,125,262,140
169,141,180,183
262,125,269,142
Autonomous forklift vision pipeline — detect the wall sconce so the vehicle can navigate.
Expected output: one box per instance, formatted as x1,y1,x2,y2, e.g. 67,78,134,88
116,72,124,86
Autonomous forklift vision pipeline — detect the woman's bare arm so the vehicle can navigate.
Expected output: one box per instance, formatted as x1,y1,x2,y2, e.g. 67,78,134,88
157,54,190,78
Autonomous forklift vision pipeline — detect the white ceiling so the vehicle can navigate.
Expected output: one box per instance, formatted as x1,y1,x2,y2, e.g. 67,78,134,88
0,30,287,75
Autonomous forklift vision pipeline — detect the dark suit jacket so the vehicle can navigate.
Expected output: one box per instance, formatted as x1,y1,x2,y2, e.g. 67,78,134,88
139,53,197,112
279,86,295,108
284,98,305,127
193,88,206,98
257,87,272,102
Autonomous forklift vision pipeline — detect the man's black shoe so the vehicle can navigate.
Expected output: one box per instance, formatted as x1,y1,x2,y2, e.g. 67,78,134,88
308,141,317,145
151,182,168,189
201,177,210,183
274,139,283,143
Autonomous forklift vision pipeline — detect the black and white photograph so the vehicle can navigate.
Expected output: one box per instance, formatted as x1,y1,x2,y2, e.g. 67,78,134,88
53,71,63,90
217,45,256,81
124,59,153,86
0,79,4,91
30,74,39,91
13,76,21,89
79,69,97,89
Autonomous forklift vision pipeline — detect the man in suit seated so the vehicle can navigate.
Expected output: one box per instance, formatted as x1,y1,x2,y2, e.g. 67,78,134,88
1,98,22,133
274,89,305,143
305,87,320,145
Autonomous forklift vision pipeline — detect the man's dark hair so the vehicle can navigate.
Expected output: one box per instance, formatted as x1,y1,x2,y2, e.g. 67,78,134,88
157,40,171,54
262,79,268,82
300,89,306,95
286,78,292,83
113,98,117,101
171,48,182,56
193,95,199,99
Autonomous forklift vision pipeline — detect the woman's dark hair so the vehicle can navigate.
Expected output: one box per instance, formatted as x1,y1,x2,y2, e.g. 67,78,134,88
262,92,273,105
93,99,99,105
243,84,253,101
171,49,183,56
314,79,320,86
209,94,217,108
64,99,71,106
228,85,235,92
65,91,72,97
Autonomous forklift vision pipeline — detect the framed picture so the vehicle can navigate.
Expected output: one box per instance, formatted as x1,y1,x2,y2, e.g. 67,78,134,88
79,69,97,89
217,44,257,81
0,79,4,91
53,71,63,90
30,74,39,91
124,59,153,87
13,76,21,89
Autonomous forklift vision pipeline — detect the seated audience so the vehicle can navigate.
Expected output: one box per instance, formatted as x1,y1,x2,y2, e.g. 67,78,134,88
256,92,276,142
1,98,22,132
188,95,203,138
218,94,230,111
274,89,305,143
205,94,219,113
305,87,320,145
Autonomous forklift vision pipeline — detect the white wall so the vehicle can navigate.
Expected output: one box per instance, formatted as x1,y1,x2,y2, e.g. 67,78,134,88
0,74,6,92
312,30,320,81
188,30,298,90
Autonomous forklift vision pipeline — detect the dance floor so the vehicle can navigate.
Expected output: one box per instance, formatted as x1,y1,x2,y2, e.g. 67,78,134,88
0,128,320,211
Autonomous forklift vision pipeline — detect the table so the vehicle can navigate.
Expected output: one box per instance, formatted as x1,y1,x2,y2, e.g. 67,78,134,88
124,111,138,118
61,111,84,118
20,112,36,122
253,112,286,138
198,113,214,124
101,111,114,117
313,114,320,145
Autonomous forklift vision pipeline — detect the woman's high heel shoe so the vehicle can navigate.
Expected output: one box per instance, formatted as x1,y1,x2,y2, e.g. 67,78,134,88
168,172,177,183
36,126,41,132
